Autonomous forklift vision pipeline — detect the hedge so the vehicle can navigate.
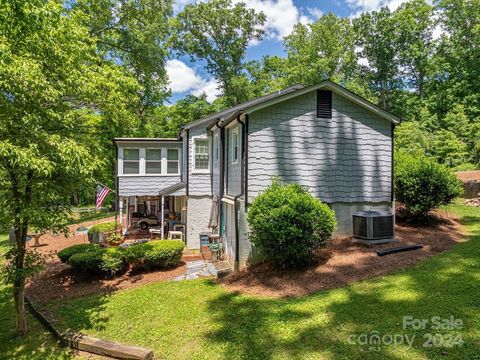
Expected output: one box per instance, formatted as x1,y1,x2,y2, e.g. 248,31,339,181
58,244,100,263
87,221,118,235
58,240,184,276
125,240,184,270
395,152,463,217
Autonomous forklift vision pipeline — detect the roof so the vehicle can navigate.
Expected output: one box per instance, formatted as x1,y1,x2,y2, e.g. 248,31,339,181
159,182,186,196
114,138,181,143
182,80,401,131
182,84,304,130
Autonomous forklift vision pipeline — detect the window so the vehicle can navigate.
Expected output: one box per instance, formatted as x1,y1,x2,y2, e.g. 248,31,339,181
232,127,239,164
195,139,209,170
213,133,219,162
167,148,179,174
316,90,332,118
123,149,139,174
145,149,162,174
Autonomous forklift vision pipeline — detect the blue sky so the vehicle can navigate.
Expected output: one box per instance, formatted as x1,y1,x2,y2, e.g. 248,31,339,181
166,0,407,104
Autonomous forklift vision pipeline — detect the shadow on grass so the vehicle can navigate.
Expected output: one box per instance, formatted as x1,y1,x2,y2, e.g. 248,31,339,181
203,210,480,360
31,207,480,360
0,286,75,359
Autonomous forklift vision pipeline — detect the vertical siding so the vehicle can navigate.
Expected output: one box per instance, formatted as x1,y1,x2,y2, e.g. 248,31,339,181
247,91,392,204
188,125,212,196
226,124,242,196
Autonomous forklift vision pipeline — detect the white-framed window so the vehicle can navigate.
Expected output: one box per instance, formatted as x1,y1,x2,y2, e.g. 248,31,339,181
123,148,140,174
194,138,209,170
167,148,179,174
213,133,219,162
145,148,162,174
231,127,239,164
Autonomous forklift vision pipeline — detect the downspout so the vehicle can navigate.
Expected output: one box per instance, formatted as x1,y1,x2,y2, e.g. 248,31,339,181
186,128,190,196
244,114,249,211
233,117,246,269
391,123,395,203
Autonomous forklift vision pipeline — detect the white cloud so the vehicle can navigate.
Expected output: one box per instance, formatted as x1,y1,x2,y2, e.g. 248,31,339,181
347,0,409,17
231,0,319,40
307,7,324,20
192,79,222,103
166,59,220,103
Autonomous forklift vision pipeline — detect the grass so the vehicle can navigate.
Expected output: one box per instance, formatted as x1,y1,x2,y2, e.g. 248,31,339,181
46,203,480,360
0,234,75,359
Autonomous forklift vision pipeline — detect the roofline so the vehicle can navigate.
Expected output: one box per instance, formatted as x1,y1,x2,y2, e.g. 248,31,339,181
245,80,402,124
181,84,304,130
113,137,181,143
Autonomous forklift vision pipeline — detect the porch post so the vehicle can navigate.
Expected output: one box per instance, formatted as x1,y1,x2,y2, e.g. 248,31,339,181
119,197,124,230
124,197,130,235
160,195,165,239
134,196,137,212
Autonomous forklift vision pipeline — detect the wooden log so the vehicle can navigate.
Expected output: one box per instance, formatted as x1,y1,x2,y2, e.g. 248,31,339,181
26,295,154,360
65,332,154,360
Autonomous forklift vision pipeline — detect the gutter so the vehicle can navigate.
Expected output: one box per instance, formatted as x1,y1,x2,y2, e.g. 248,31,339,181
233,116,246,269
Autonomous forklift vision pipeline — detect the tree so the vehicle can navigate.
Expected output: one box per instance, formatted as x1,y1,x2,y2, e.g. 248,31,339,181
283,13,358,86
394,0,434,99
354,7,400,111
0,0,140,334
171,0,266,106
146,94,216,137
72,0,174,116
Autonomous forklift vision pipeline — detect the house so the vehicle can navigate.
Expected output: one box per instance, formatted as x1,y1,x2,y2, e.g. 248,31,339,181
114,80,401,269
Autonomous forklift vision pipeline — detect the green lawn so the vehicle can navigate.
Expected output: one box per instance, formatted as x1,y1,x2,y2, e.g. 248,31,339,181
0,234,74,359
45,203,480,360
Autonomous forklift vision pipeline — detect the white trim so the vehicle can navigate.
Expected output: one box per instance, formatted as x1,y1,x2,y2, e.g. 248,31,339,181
245,81,401,124
145,147,162,175
117,174,180,178
166,148,180,175
193,137,210,172
221,197,235,205
122,148,140,175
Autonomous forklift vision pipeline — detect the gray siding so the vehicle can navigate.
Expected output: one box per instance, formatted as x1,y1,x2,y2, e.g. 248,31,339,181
188,125,211,196
226,124,242,196
118,175,181,197
247,91,392,204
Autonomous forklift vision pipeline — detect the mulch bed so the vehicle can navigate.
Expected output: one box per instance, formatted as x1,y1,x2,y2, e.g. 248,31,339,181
25,217,187,303
218,210,466,298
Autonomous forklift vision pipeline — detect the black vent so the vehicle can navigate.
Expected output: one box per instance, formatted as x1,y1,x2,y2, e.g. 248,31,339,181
353,216,368,238
317,90,332,118
372,216,394,238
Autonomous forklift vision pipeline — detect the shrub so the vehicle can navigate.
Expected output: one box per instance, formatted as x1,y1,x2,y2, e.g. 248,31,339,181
247,181,336,268
87,221,117,235
126,240,184,270
69,250,104,273
58,244,99,263
99,247,127,275
63,245,126,275
395,152,463,217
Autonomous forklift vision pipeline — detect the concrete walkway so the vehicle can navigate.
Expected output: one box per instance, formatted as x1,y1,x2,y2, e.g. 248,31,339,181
173,260,218,281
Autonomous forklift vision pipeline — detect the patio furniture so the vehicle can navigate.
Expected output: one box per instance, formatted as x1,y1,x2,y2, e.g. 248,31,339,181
168,230,183,242
149,227,162,239
28,233,43,247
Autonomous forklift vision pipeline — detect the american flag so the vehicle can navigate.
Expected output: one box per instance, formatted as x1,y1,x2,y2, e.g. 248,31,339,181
96,184,110,209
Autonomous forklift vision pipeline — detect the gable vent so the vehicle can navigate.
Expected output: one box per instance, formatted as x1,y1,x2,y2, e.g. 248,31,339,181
317,90,332,118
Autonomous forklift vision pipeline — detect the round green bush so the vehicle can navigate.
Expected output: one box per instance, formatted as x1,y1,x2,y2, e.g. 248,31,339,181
66,246,126,275
395,152,463,217
126,240,184,270
87,221,117,235
247,181,336,268
58,244,99,263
